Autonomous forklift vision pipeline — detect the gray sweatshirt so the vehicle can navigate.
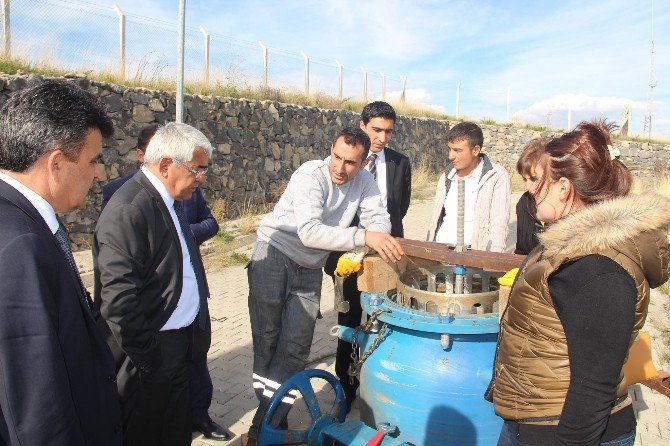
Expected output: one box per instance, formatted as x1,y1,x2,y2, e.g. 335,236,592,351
257,159,391,268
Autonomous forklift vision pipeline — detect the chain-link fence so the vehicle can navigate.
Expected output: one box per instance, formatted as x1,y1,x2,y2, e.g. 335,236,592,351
4,0,407,103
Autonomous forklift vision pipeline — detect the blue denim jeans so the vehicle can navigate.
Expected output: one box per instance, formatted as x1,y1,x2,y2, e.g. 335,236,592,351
246,241,323,439
497,421,636,446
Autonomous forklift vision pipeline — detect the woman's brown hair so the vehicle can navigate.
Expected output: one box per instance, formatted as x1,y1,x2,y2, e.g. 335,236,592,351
537,119,631,204
516,138,549,179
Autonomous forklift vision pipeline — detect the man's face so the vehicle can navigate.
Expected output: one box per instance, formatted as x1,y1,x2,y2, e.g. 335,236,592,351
54,128,103,212
448,138,480,176
165,148,209,201
360,117,394,153
329,137,367,185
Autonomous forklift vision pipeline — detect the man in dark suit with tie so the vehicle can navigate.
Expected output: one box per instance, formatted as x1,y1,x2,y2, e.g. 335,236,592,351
100,124,229,441
0,79,122,445
325,101,412,412
94,122,214,446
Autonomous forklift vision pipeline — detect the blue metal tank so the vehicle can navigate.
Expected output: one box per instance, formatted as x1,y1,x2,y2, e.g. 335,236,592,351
337,289,502,446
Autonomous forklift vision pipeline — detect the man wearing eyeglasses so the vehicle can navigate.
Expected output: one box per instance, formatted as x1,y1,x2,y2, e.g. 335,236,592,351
100,125,229,441
94,122,215,446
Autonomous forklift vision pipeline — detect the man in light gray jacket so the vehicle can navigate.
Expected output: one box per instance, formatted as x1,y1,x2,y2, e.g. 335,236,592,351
427,122,511,252
246,127,403,444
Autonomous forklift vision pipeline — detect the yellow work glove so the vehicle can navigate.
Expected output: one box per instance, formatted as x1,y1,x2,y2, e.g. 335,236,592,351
334,249,367,277
497,268,519,287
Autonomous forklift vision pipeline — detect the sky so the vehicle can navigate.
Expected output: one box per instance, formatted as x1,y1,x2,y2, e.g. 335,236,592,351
13,0,670,139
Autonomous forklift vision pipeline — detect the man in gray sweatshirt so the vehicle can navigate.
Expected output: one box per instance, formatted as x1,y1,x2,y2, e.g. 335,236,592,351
246,127,403,443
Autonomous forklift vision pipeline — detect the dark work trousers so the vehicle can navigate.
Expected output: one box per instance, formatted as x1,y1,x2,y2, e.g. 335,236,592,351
121,329,191,446
188,360,213,425
246,241,323,439
332,273,364,409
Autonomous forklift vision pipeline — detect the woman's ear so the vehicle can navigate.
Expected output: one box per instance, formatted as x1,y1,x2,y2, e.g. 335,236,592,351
558,177,572,201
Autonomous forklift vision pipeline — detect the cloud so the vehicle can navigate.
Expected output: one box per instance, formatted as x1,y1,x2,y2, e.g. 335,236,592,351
512,94,666,134
385,88,446,114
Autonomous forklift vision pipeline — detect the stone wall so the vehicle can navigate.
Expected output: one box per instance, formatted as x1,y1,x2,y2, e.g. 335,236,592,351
1,73,668,249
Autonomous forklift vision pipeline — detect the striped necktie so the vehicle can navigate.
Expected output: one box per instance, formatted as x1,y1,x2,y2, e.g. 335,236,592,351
368,153,378,179
55,221,91,309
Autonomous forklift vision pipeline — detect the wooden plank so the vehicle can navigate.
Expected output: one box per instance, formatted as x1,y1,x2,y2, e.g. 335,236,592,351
397,238,525,272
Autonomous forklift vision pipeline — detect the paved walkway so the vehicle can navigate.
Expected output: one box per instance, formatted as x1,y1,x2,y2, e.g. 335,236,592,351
78,190,670,445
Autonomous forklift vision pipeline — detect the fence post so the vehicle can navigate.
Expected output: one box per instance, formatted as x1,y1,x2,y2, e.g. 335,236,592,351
506,86,510,122
258,41,267,88
199,25,209,84
400,75,407,105
1,0,9,58
335,59,342,100
380,72,386,101
176,0,185,123
113,3,125,79
361,67,367,102
300,51,309,95
455,82,461,118
567,103,572,131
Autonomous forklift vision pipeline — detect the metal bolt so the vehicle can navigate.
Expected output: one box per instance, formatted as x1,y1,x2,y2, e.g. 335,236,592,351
441,333,451,350
376,422,398,436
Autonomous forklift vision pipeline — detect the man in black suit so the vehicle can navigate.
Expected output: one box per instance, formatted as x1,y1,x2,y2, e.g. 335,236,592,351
325,101,411,412
101,124,229,441
0,79,122,445
94,122,214,446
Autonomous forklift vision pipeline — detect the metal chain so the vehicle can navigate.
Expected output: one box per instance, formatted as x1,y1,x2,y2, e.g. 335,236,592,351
348,308,392,383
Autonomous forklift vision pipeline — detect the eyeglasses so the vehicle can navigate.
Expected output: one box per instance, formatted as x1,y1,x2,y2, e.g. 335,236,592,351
172,159,208,177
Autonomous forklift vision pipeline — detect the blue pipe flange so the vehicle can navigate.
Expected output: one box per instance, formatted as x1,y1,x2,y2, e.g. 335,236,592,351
257,369,347,446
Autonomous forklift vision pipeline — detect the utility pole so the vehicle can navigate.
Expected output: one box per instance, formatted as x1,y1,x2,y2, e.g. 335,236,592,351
455,82,461,118
176,0,185,123
643,1,656,138
361,67,367,102
300,51,309,96
380,72,386,101
335,59,342,100
1,0,9,58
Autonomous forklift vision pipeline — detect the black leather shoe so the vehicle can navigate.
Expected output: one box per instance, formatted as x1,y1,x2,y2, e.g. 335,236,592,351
192,418,233,441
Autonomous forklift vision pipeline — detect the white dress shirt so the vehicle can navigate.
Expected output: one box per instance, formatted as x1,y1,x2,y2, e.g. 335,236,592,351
0,171,59,234
367,148,388,208
435,160,484,246
141,166,200,330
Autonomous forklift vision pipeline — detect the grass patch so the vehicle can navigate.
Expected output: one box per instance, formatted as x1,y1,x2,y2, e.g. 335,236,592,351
657,280,670,297
205,235,252,268
659,327,670,367
216,228,235,243
234,197,262,235
411,154,438,200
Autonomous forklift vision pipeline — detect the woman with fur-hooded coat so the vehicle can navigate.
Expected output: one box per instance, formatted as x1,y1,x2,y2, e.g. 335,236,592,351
489,120,670,446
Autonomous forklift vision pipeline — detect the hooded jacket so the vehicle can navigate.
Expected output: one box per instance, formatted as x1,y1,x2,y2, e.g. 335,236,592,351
427,153,510,252
493,192,670,441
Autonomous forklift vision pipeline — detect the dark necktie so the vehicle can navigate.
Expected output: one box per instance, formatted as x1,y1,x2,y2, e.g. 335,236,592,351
173,201,209,329
55,221,91,309
368,153,378,179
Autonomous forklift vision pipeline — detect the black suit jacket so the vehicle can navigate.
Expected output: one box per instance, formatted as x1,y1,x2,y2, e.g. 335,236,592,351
102,172,219,245
383,147,412,238
93,171,211,394
101,171,134,210
0,179,122,446
325,147,412,275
